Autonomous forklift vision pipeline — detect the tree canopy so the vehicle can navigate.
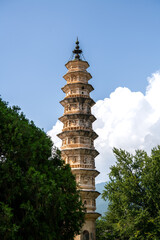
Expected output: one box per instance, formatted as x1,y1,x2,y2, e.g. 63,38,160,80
0,98,84,240
96,147,160,240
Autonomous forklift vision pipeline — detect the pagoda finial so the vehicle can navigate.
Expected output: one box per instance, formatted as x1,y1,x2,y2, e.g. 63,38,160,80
72,37,82,60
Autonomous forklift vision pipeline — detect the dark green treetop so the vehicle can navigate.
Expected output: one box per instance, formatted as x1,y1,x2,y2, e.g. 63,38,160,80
96,146,160,240
0,98,84,240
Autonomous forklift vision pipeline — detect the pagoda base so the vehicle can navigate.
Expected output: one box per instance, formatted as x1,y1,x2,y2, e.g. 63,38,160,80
75,212,101,240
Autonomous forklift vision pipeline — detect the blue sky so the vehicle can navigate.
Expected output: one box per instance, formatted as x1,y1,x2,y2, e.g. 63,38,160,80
1,0,160,132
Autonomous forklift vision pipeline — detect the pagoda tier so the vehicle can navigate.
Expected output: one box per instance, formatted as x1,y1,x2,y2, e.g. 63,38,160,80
63,71,92,83
60,97,95,115
61,147,99,160
58,39,100,240
80,190,100,212
62,82,94,96
72,168,100,190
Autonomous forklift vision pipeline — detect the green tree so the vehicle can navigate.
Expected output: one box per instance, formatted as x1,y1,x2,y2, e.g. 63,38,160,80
0,98,84,240
97,147,160,240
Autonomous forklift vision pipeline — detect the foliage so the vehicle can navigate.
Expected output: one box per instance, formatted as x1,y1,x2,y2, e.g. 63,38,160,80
0,98,84,240
96,147,160,240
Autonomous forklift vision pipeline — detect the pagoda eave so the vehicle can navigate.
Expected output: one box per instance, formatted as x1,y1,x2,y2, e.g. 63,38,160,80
63,71,92,81
61,83,94,93
59,113,96,123
80,190,100,199
65,60,90,70
71,168,100,177
61,148,99,158
60,97,95,107
57,129,98,140
85,212,101,220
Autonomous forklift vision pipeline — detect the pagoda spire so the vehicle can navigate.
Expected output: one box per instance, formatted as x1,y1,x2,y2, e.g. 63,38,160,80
72,37,82,60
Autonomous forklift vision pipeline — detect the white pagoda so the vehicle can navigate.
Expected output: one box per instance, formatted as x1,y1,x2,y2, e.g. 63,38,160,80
57,39,100,240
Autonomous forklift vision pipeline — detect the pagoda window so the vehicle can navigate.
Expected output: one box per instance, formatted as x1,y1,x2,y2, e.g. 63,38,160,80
68,156,72,161
83,157,87,163
73,137,78,143
83,230,89,240
75,120,78,125
84,176,89,184
65,122,68,127
84,200,87,206
70,120,73,126
72,104,77,110
67,104,71,111
72,156,77,163
81,137,84,144
81,156,84,162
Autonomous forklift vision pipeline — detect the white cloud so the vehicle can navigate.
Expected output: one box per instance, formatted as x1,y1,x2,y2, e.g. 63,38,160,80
47,120,62,149
48,71,160,183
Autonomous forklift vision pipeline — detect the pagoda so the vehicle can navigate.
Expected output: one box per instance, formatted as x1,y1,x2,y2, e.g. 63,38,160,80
57,39,100,240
